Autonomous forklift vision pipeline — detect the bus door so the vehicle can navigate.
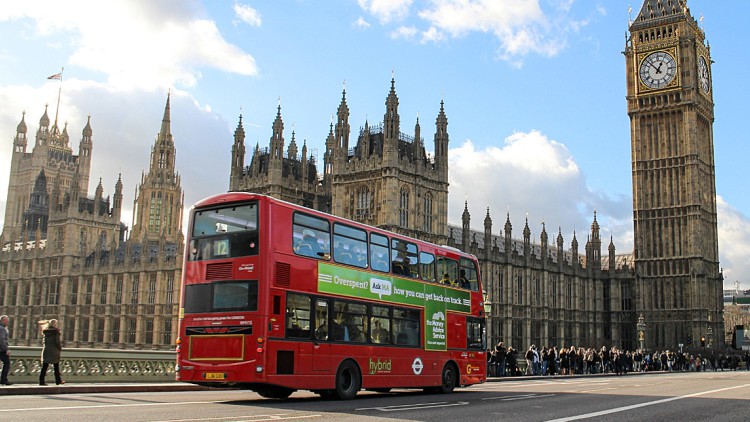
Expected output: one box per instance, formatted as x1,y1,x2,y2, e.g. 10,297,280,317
312,299,331,372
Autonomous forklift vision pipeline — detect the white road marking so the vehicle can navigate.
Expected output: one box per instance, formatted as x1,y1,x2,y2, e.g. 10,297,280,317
482,394,554,401
356,401,469,412
500,394,555,401
546,383,750,422
154,415,322,422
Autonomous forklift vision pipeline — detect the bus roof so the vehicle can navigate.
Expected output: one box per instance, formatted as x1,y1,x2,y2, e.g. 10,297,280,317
192,192,478,261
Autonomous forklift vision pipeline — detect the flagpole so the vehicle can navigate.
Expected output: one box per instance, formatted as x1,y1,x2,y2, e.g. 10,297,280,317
53,67,64,132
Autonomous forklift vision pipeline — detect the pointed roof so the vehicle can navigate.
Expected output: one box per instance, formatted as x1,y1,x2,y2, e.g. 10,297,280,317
82,115,92,137
40,104,50,127
160,92,172,137
17,111,27,134
631,0,690,30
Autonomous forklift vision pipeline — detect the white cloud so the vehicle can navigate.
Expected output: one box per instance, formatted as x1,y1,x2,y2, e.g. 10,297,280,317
417,0,576,63
717,196,750,290
421,26,445,44
448,132,750,291
447,131,631,249
358,0,413,24
233,3,262,26
0,0,258,90
391,26,418,40
354,16,371,29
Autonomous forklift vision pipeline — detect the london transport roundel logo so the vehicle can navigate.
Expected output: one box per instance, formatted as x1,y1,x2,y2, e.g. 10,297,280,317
412,357,424,375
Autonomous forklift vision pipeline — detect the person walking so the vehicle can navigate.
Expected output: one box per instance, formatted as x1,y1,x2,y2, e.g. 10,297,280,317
39,319,64,385
0,315,11,385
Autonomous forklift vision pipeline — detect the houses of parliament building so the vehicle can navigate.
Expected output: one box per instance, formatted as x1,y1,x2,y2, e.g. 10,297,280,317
0,0,724,352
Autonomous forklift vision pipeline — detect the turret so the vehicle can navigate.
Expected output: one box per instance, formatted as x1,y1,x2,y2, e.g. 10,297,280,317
336,85,350,154
230,114,246,189
113,173,123,220
270,103,284,161
14,111,27,154
484,207,492,258
540,222,548,260
590,211,601,270
462,201,470,250
504,212,512,254
523,217,531,256
288,128,298,160
383,78,399,164
556,227,564,265
609,235,616,272
434,100,449,172
571,231,579,265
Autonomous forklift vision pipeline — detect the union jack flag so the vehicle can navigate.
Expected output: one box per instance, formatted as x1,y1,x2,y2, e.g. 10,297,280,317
47,72,62,80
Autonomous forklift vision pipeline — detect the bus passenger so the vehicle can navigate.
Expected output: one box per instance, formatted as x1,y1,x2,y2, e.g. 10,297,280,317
392,244,410,276
440,273,452,285
352,246,366,267
298,229,321,258
371,320,390,344
459,269,470,289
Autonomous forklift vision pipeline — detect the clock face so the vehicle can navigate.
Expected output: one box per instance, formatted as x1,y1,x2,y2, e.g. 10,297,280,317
698,56,710,93
639,51,677,89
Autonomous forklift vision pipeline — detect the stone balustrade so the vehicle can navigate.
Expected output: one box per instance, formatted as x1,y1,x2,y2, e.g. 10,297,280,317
5,346,176,384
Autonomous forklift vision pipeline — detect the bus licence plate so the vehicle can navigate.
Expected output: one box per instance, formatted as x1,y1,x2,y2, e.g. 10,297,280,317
205,372,226,380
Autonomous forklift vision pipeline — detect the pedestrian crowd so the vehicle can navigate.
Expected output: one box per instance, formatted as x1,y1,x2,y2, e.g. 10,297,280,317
487,341,750,377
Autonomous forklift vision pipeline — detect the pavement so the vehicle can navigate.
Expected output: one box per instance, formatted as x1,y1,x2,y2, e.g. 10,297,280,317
0,371,669,396
0,382,207,396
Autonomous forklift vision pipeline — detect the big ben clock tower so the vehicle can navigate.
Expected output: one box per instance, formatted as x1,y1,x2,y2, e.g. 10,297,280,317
626,0,723,350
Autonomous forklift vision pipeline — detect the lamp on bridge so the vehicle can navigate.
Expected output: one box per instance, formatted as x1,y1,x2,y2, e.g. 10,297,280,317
637,314,646,351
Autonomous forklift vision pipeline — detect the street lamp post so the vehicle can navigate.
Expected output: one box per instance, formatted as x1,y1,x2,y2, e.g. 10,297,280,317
637,314,646,351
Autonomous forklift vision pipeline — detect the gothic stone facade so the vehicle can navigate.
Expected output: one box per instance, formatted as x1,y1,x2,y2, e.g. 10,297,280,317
0,95,184,350
230,79,450,245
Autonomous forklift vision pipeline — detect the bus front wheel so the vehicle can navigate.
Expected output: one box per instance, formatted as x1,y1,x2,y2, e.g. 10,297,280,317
334,360,361,400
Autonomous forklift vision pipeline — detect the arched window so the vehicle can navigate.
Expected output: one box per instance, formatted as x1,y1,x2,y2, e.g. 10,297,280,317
356,186,370,218
423,193,433,233
399,187,409,227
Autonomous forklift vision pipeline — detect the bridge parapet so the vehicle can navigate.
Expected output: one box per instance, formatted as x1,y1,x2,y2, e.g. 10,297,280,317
7,347,176,384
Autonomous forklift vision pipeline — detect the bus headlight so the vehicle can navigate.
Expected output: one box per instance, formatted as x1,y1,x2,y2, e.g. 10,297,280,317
256,366,263,373
175,364,181,372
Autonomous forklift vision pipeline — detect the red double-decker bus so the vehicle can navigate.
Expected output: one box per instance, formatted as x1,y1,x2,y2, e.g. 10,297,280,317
176,192,487,399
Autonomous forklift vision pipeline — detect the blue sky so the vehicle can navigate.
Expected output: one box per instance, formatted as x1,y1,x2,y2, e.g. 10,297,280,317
1,0,748,290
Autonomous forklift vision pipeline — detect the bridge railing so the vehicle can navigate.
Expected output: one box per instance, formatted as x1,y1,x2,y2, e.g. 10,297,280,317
7,347,176,384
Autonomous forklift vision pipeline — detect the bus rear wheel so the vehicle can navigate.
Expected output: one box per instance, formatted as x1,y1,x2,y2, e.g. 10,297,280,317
438,362,457,394
255,385,294,399
425,362,457,394
334,360,361,400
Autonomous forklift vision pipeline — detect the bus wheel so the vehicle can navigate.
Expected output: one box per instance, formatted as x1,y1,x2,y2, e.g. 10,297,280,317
317,390,336,400
334,360,361,400
437,363,457,394
255,386,294,399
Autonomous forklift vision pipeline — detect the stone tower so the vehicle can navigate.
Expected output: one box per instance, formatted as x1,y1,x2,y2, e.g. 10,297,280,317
2,106,93,246
329,79,449,244
625,0,723,348
130,93,184,244
229,103,327,211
